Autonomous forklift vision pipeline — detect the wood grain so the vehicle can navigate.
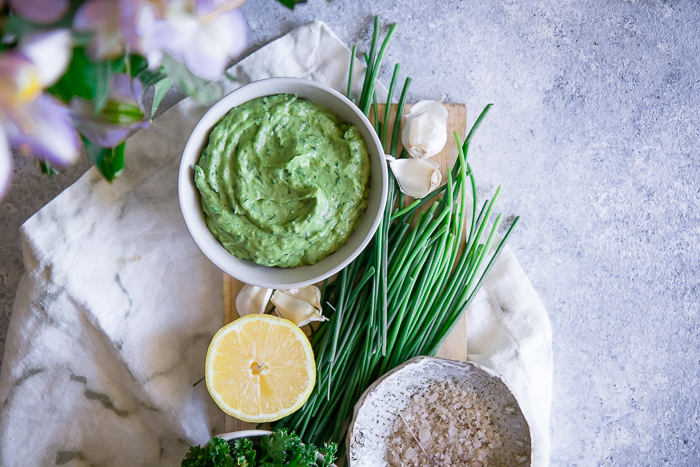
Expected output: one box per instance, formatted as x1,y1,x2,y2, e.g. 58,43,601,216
222,103,467,433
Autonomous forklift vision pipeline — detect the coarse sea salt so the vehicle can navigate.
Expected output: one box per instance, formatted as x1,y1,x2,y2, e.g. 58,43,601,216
386,378,503,467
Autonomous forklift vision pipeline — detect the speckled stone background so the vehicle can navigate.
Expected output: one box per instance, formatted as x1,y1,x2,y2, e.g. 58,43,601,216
1,0,699,465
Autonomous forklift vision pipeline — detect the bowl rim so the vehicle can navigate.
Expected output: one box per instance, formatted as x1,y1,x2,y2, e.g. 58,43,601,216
213,429,272,441
178,77,387,289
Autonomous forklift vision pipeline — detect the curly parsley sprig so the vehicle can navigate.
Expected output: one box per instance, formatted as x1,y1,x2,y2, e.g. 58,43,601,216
181,429,337,467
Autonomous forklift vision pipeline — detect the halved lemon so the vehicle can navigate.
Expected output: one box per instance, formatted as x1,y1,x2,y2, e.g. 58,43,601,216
205,314,316,423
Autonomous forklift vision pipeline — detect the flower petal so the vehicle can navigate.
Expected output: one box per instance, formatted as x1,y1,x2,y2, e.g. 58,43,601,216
74,0,125,60
119,0,143,53
195,0,245,16
135,5,195,69
4,94,80,166
182,8,246,80
10,0,69,24
133,2,246,80
0,127,12,201
110,73,143,106
196,0,222,15
20,29,72,87
0,53,41,111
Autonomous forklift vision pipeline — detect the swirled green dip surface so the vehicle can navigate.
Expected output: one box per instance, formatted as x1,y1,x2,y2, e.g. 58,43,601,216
194,94,371,268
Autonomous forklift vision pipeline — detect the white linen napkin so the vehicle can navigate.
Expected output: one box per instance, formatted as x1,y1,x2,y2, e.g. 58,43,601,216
0,21,552,466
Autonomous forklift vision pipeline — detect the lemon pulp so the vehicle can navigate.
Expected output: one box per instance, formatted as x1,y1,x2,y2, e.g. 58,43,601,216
205,314,316,422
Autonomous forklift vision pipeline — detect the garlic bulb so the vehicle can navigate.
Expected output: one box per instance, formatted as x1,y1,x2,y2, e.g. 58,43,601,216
401,97,448,159
387,156,443,199
271,286,327,327
236,284,273,316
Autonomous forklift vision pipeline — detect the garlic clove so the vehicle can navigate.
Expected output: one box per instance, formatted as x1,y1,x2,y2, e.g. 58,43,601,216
401,96,448,159
389,157,443,199
235,284,273,316
271,287,328,328
282,285,322,311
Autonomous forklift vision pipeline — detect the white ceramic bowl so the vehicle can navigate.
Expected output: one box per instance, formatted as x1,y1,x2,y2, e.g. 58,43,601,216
347,356,532,466
179,78,387,289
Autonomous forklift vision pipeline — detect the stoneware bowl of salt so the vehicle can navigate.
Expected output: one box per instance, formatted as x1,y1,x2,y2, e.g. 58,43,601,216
347,356,532,466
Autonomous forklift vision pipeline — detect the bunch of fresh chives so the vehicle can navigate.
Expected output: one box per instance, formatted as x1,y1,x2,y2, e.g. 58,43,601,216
272,16,519,453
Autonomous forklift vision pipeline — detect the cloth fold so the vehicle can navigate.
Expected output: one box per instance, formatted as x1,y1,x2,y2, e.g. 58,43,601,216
0,20,552,466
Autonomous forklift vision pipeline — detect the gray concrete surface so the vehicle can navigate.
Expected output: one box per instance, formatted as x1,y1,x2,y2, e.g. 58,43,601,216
1,0,699,465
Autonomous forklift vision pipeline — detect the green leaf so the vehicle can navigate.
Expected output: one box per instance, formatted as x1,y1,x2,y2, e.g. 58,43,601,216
93,62,113,114
4,14,43,39
82,137,125,181
160,54,222,104
71,31,93,48
47,48,92,102
150,77,172,119
130,55,147,77
47,48,126,105
137,66,168,90
276,0,307,8
223,71,238,82
37,160,59,178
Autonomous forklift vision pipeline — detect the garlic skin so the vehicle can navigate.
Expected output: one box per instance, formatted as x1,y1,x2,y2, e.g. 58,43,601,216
271,285,327,327
401,97,449,159
236,284,273,316
387,156,443,199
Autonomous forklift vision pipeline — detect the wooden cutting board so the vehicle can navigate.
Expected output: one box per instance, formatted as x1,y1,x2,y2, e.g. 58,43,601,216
221,103,467,433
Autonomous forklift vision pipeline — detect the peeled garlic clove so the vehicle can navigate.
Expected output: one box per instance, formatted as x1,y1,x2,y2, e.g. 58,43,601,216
235,284,272,316
282,285,322,311
401,96,449,159
271,288,328,328
389,157,443,198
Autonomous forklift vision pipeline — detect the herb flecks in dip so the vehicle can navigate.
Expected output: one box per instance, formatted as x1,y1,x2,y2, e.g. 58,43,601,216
194,94,371,268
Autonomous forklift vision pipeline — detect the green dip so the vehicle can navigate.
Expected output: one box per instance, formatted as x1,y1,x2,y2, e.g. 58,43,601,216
194,94,371,268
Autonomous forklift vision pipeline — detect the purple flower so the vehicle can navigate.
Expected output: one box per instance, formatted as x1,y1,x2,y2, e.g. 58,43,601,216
75,0,247,78
131,0,247,80
8,0,70,24
70,73,148,148
73,0,126,60
19,30,73,87
0,30,79,200
4,94,81,166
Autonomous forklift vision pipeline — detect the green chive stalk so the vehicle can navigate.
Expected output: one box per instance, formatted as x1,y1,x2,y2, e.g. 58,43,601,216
272,16,519,455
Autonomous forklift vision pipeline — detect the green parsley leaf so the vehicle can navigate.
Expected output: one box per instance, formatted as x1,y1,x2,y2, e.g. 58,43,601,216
284,443,318,467
259,429,294,463
181,437,235,467
319,443,337,467
230,437,256,467
181,430,334,467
